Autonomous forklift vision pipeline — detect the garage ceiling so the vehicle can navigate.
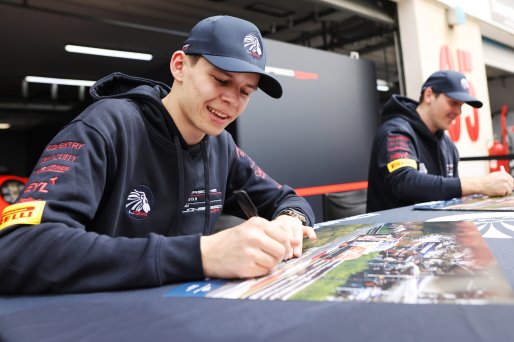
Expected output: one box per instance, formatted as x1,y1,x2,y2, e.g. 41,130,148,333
0,2,397,139
1,0,512,132
0,0,401,129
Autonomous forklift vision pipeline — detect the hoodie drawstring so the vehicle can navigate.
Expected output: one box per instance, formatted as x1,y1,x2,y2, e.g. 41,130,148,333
201,140,211,235
173,136,185,235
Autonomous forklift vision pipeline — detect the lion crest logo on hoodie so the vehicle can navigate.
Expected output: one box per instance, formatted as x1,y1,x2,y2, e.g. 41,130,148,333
125,185,154,220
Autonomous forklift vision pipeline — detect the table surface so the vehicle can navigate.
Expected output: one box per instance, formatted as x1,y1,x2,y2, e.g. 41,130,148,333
2,205,514,342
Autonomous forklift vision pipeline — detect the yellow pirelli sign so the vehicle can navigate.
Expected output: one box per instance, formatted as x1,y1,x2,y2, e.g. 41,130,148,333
387,158,417,173
0,201,46,231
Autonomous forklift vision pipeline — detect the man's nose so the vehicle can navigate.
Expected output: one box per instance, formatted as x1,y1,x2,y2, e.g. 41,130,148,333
221,87,239,104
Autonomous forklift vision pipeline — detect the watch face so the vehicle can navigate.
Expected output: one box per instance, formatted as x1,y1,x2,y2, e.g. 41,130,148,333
1,179,25,204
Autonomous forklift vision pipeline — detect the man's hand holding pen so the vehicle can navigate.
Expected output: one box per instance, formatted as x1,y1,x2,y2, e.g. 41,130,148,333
200,216,316,279
271,214,316,260
232,188,316,259
200,190,316,279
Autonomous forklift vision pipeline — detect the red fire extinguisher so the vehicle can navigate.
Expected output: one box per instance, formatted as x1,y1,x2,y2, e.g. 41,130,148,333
489,139,509,173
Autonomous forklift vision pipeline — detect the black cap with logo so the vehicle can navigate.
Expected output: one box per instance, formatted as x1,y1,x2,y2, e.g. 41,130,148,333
422,70,483,108
182,15,282,99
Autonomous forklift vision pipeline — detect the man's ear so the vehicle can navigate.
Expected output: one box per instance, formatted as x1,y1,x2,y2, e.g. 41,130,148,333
423,87,434,104
170,51,186,81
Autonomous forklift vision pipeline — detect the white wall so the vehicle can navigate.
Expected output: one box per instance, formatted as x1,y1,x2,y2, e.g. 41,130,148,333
397,0,494,176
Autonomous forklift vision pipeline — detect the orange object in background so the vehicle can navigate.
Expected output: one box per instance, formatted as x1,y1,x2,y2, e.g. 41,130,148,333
489,139,509,173
489,104,511,174
0,175,28,213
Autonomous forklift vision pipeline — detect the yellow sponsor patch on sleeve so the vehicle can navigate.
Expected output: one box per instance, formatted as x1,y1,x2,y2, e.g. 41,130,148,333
387,158,417,173
0,201,46,231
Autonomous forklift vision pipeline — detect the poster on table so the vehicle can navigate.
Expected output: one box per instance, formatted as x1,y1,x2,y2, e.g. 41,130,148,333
414,194,514,211
166,220,514,304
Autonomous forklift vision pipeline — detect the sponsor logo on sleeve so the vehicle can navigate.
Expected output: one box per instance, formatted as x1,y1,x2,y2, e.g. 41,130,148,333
23,177,59,196
45,141,85,151
419,163,428,174
387,158,417,173
0,201,46,231
38,153,78,164
35,164,71,174
387,135,411,152
447,163,454,177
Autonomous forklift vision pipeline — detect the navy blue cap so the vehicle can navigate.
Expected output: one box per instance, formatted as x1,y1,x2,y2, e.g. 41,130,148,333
422,70,482,108
182,15,282,99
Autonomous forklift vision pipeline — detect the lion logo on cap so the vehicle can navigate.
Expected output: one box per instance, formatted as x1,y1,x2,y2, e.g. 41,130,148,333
243,33,262,59
460,78,470,93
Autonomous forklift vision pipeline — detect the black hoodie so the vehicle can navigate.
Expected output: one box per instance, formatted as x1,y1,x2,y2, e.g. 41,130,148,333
0,73,314,294
366,94,461,212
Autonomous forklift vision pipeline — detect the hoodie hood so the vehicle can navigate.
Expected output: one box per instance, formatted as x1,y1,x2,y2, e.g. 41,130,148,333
381,94,443,142
90,72,170,101
90,72,192,149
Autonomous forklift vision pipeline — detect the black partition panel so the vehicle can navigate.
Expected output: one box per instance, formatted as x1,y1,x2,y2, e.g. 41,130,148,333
236,39,379,205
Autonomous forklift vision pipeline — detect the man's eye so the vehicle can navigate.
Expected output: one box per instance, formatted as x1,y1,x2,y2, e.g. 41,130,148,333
214,77,227,85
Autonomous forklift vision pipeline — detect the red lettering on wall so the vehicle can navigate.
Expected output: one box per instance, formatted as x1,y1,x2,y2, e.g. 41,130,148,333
448,116,461,141
439,45,455,71
457,50,472,73
465,81,480,141
439,45,480,142
294,70,319,80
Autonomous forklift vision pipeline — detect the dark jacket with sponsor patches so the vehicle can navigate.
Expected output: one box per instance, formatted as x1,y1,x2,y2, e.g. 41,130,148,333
0,73,314,294
366,94,461,212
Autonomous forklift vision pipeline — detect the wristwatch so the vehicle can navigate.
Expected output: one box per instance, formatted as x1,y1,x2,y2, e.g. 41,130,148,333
278,209,308,226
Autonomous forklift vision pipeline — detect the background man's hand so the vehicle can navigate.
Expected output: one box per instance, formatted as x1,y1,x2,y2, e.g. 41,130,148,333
481,170,514,196
461,169,514,197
